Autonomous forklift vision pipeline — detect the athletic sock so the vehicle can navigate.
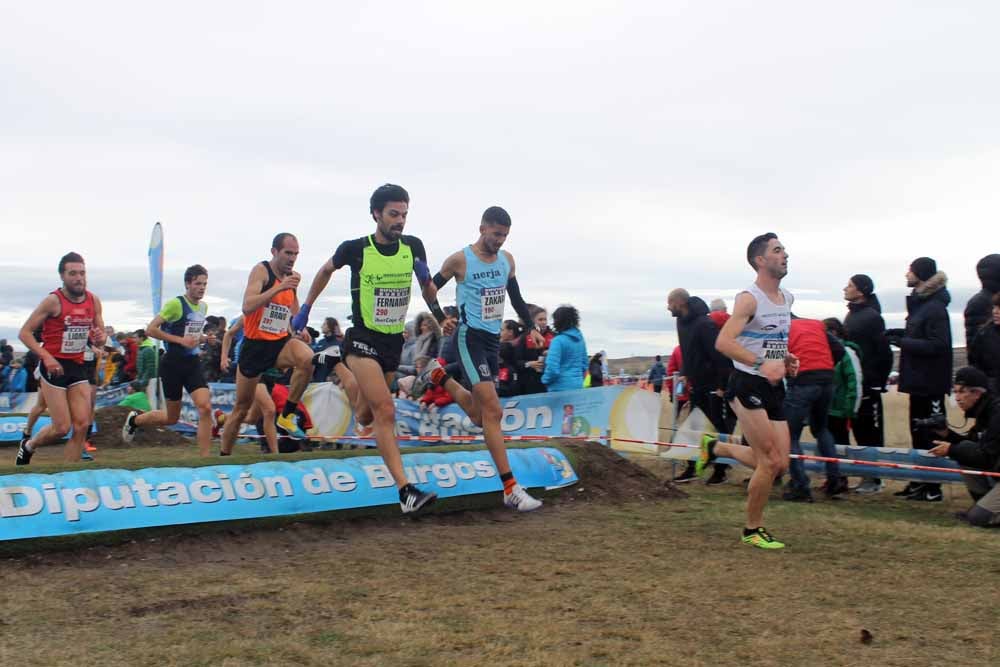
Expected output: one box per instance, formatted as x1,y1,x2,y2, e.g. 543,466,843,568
23,441,35,453
501,471,517,494
281,400,298,418
743,527,758,537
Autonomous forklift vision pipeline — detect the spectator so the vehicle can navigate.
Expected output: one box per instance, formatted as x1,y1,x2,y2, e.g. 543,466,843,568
117,380,152,412
103,350,122,386
2,357,27,393
588,353,605,387
116,332,138,382
0,340,13,368
969,293,1000,393
541,305,588,393
843,273,894,494
516,304,554,395
665,345,687,409
647,355,666,394
23,350,39,392
200,328,223,383
928,367,1000,527
220,316,244,383
781,318,848,502
887,257,952,502
497,320,521,398
412,313,441,361
397,320,419,376
708,298,730,330
823,318,863,451
135,329,159,384
312,317,344,382
964,254,1000,349
668,289,732,484
438,305,460,361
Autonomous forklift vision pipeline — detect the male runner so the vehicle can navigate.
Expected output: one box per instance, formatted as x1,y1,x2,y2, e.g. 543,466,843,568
122,265,214,455
293,183,442,513
16,252,106,464
412,206,544,511
220,234,315,455
221,316,279,453
699,233,798,549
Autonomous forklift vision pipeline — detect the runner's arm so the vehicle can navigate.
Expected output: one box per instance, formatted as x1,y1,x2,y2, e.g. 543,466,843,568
242,263,278,316
301,257,336,310
504,252,541,344
221,318,242,361
423,251,463,323
714,292,757,367
145,299,193,348
18,294,59,359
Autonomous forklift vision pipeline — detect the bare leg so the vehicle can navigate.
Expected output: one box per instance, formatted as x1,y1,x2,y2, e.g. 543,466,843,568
221,370,259,455
276,339,314,403
25,391,48,435
65,383,92,462
189,388,213,456
27,381,72,449
441,377,483,425
134,401,182,428
469,381,509,475
346,356,407,487
728,401,790,529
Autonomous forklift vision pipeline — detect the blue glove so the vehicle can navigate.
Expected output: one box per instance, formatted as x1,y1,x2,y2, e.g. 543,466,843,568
291,303,311,332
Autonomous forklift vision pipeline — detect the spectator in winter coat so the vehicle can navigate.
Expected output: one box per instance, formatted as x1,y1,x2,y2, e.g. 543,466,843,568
708,298,730,330
843,273,894,493
135,330,159,384
647,355,666,393
541,305,587,393
969,292,1000,393
412,313,441,362
2,358,27,393
665,345,687,405
823,318,863,449
964,254,1000,349
887,257,952,502
516,305,554,395
117,332,138,382
588,353,605,387
199,329,223,383
497,320,521,398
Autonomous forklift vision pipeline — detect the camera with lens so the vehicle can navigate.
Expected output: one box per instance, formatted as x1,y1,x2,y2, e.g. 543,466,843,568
912,414,947,430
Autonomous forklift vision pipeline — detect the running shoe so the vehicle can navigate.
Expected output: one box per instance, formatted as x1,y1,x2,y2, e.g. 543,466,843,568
399,484,437,514
411,358,447,398
853,479,883,495
15,437,33,466
503,484,543,512
121,411,138,444
741,527,785,550
893,481,921,497
907,485,943,502
694,435,717,477
354,420,374,438
81,449,94,461
85,441,97,452
275,412,307,439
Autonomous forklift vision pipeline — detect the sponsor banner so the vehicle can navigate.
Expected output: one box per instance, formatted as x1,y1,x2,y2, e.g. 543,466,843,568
0,392,37,413
0,447,578,540
0,415,54,442
175,384,661,445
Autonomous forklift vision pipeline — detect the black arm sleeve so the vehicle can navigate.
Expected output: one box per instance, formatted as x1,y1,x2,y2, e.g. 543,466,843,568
507,276,532,327
432,272,450,289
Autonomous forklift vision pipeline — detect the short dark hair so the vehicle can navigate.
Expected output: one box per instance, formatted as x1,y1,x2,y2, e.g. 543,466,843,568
134,329,147,340
272,233,297,251
551,305,580,333
823,317,846,339
747,233,778,271
655,354,661,361
184,264,207,285
58,252,84,274
482,206,511,227
502,319,522,336
324,317,339,333
370,184,409,217
992,292,1000,307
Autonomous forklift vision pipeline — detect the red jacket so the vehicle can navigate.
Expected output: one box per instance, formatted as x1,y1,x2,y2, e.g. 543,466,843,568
789,319,834,374
708,311,730,329
665,346,688,400
271,383,314,430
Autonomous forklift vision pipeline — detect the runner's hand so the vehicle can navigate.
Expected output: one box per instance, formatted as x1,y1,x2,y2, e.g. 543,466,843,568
90,326,107,347
784,353,800,377
297,328,312,344
280,272,301,292
760,359,786,385
291,303,311,332
221,357,231,373
441,317,457,336
42,352,63,377
181,335,200,349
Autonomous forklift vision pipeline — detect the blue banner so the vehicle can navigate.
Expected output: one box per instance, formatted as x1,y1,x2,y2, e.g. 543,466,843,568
148,222,164,316
0,447,578,540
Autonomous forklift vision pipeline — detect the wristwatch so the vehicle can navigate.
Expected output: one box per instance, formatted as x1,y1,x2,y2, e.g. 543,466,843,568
752,355,765,371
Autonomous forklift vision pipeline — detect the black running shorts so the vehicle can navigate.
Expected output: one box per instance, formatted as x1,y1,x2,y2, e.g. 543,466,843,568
239,336,292,379
454,325,499,386
39,358,90,390
161,353,208,401
725,369,786,421
343,326,404,374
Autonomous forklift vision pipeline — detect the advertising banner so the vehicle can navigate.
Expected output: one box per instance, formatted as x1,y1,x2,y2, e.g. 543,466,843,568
0,447,578,540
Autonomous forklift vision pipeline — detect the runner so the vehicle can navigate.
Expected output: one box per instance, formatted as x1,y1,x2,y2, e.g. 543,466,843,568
698,233,798,549
121,265,214,456
412,206,544,511
16,252,106,464
293,183,443,513
220,234,315,455
221,316,279,454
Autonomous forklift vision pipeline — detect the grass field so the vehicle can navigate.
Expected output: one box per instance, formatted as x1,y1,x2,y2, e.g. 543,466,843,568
1,394,996,666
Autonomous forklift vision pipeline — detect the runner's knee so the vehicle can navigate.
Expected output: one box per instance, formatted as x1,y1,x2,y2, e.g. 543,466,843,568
370,397,395,424
49,418,71,438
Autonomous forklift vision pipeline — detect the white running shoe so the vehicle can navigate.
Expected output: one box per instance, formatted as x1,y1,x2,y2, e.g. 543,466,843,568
354,420,374,438
411,358,445,398
122,411,138,444
503,484,543,512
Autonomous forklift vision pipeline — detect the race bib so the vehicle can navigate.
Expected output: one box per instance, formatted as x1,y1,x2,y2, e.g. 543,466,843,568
373,287,410,327
762,338,787,360
259,303,291,335
480,286,506,322
61,326,89,354
184,317,205,338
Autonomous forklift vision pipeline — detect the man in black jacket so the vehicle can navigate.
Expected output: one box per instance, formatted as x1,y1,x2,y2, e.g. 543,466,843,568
668,289,733,484
843,274,894,494
964,254,1000,349
887,257,952,502
928,367,1000,527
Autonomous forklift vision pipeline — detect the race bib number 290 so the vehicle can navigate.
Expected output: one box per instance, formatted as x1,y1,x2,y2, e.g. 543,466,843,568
373,287,410,326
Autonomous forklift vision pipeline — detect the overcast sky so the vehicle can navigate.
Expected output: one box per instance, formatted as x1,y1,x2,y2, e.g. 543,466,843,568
2,2,997,357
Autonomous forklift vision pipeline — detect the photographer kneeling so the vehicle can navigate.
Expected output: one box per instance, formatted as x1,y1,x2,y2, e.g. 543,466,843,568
927,367,1000,527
